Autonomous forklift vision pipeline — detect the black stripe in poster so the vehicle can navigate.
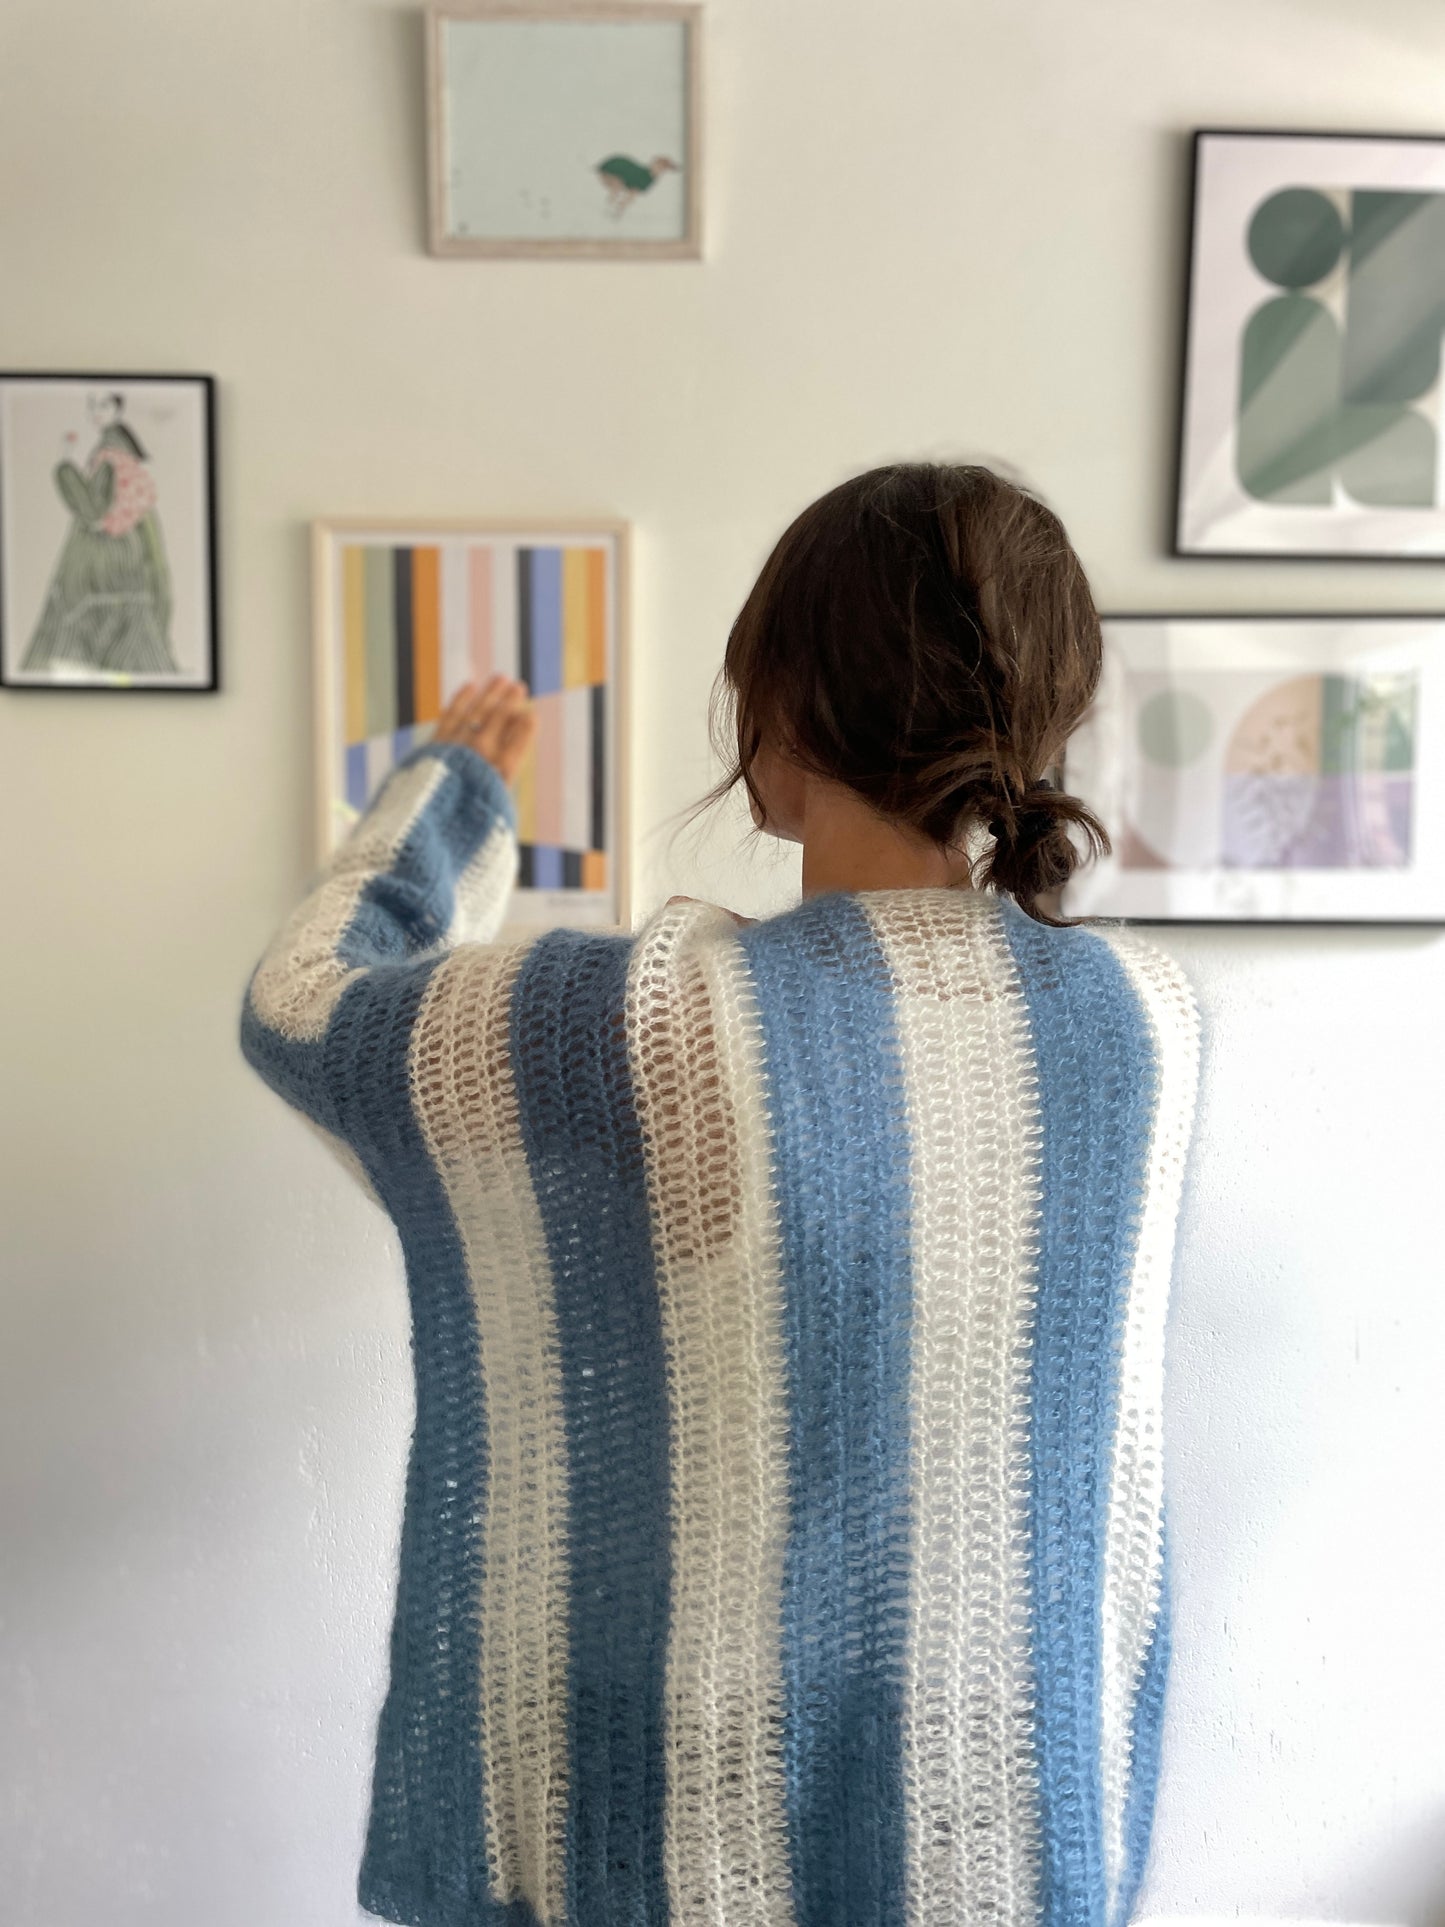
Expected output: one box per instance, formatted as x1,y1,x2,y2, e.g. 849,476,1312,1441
393,546,414,728
589,683,606,852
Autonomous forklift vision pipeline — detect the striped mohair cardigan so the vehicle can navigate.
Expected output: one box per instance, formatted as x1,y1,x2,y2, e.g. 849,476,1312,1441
241,738,1200,1927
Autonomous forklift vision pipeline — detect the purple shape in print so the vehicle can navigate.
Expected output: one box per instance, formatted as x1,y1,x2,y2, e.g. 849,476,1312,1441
1222,772,1414,869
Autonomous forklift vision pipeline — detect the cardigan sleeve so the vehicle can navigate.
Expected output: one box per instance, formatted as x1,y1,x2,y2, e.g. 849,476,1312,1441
239,739,519,1154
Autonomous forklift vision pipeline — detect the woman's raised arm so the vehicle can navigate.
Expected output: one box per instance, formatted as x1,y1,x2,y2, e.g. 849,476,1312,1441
239,677,535,1145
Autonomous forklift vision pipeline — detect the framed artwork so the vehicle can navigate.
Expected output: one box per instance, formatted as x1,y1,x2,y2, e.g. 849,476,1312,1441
0,372,217,691
313,518,631,931
1176,129,1445,558
426,2,702,259
1061,614,1445,925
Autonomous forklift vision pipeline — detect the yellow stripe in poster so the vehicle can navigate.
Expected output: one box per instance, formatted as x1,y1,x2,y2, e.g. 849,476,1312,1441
562,547,591,689
513,725,538,845
343,545,367,743
585,547,607,685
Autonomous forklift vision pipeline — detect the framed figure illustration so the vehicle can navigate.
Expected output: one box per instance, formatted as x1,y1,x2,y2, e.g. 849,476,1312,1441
1062,614,1445,924
313,518,630,932
1176,129,1445,557
427,2,702,258
0,372,218,691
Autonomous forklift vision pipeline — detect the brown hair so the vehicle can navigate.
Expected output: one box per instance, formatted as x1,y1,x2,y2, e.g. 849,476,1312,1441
708,462,1109,925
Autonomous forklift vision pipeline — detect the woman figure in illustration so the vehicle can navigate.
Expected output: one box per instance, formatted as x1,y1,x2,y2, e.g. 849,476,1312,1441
22,390,177,676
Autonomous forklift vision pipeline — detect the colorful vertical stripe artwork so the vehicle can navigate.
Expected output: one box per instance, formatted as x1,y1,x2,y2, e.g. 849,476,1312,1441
332,532,617,910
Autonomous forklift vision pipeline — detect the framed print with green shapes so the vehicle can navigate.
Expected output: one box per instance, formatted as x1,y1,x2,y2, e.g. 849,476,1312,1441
1176,130,1445,558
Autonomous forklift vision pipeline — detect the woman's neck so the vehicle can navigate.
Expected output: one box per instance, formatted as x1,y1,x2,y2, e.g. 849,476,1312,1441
799,782,974,898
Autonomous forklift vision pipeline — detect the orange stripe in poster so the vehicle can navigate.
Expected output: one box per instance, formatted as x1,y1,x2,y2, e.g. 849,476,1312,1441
581,850,607,892
343,545,367,743
585,547,607,686
412,547,441,723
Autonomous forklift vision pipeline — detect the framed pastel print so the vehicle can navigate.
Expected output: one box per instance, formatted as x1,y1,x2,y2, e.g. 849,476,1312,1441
313,518,631,931
1061,614,1445,924
1176,129,1445,558
427,2,702,258
0,372,218,691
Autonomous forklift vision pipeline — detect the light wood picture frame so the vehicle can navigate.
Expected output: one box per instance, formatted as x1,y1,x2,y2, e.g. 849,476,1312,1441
312,517,632,933
426,2,703,259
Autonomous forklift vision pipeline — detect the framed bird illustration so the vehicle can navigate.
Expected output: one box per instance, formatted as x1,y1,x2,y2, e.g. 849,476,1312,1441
426,2,703,259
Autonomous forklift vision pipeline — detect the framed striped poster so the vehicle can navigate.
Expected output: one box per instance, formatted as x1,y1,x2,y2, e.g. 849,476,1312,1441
313,518,630,931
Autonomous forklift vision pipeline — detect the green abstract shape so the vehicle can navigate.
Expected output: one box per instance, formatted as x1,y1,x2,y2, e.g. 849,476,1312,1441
1381,685,1418,772
1319,675,1357,776
1238,293,1340,501
1341,190,1445,405
1137,687,1214,768
1336,403,1436,506
1319,673,1419,774
1248,187,1345,289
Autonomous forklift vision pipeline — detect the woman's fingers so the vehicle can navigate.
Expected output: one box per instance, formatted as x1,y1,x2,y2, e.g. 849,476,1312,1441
459,675,513,739
435,677,498,742
433,676,534,785
495,706,538,782
475,685,529,764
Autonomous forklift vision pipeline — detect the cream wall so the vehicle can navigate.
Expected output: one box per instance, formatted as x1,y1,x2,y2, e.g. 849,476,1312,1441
3,1,1444,1922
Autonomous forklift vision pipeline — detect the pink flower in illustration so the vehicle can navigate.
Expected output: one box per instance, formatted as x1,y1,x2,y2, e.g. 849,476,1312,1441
91,446,157,537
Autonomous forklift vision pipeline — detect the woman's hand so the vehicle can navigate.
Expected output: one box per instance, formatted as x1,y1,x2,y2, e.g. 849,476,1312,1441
433,675,537,785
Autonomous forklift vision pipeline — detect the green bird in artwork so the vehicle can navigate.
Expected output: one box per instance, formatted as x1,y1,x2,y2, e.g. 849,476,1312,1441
595,153,680,216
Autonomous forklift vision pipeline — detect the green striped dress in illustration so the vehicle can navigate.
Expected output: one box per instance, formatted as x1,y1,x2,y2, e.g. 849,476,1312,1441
22,394,178,676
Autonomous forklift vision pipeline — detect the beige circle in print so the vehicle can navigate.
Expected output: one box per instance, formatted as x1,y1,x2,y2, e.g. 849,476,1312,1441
1226,675,1322,778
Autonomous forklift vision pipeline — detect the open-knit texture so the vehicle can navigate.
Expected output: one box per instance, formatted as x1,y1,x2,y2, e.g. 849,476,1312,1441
241,739,1200,1927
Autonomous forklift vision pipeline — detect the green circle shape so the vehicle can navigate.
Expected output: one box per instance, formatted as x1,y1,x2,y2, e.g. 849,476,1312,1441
1137,688,1214,768
1247,188,1345,290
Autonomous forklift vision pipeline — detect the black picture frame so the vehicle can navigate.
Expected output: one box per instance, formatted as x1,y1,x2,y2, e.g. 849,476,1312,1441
1061,611,1445,927
0,370,219,692
1173,128,1445,562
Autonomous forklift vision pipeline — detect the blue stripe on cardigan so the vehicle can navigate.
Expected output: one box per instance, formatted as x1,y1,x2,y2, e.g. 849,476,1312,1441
337,956,499,1924
1002,907,1159,1927
339,744,516,970
508,931,672,1927
340,749,512,1920
740,895,914,1927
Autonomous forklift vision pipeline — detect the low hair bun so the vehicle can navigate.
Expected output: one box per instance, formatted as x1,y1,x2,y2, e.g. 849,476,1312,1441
981,777,1109,927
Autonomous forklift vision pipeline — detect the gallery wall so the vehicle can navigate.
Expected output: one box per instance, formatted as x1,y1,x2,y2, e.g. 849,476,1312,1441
3,0,1444,1922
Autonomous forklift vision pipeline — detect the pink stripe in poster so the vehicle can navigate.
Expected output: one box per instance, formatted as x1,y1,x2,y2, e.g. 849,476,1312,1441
534,692,565,846
469,546,493,683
